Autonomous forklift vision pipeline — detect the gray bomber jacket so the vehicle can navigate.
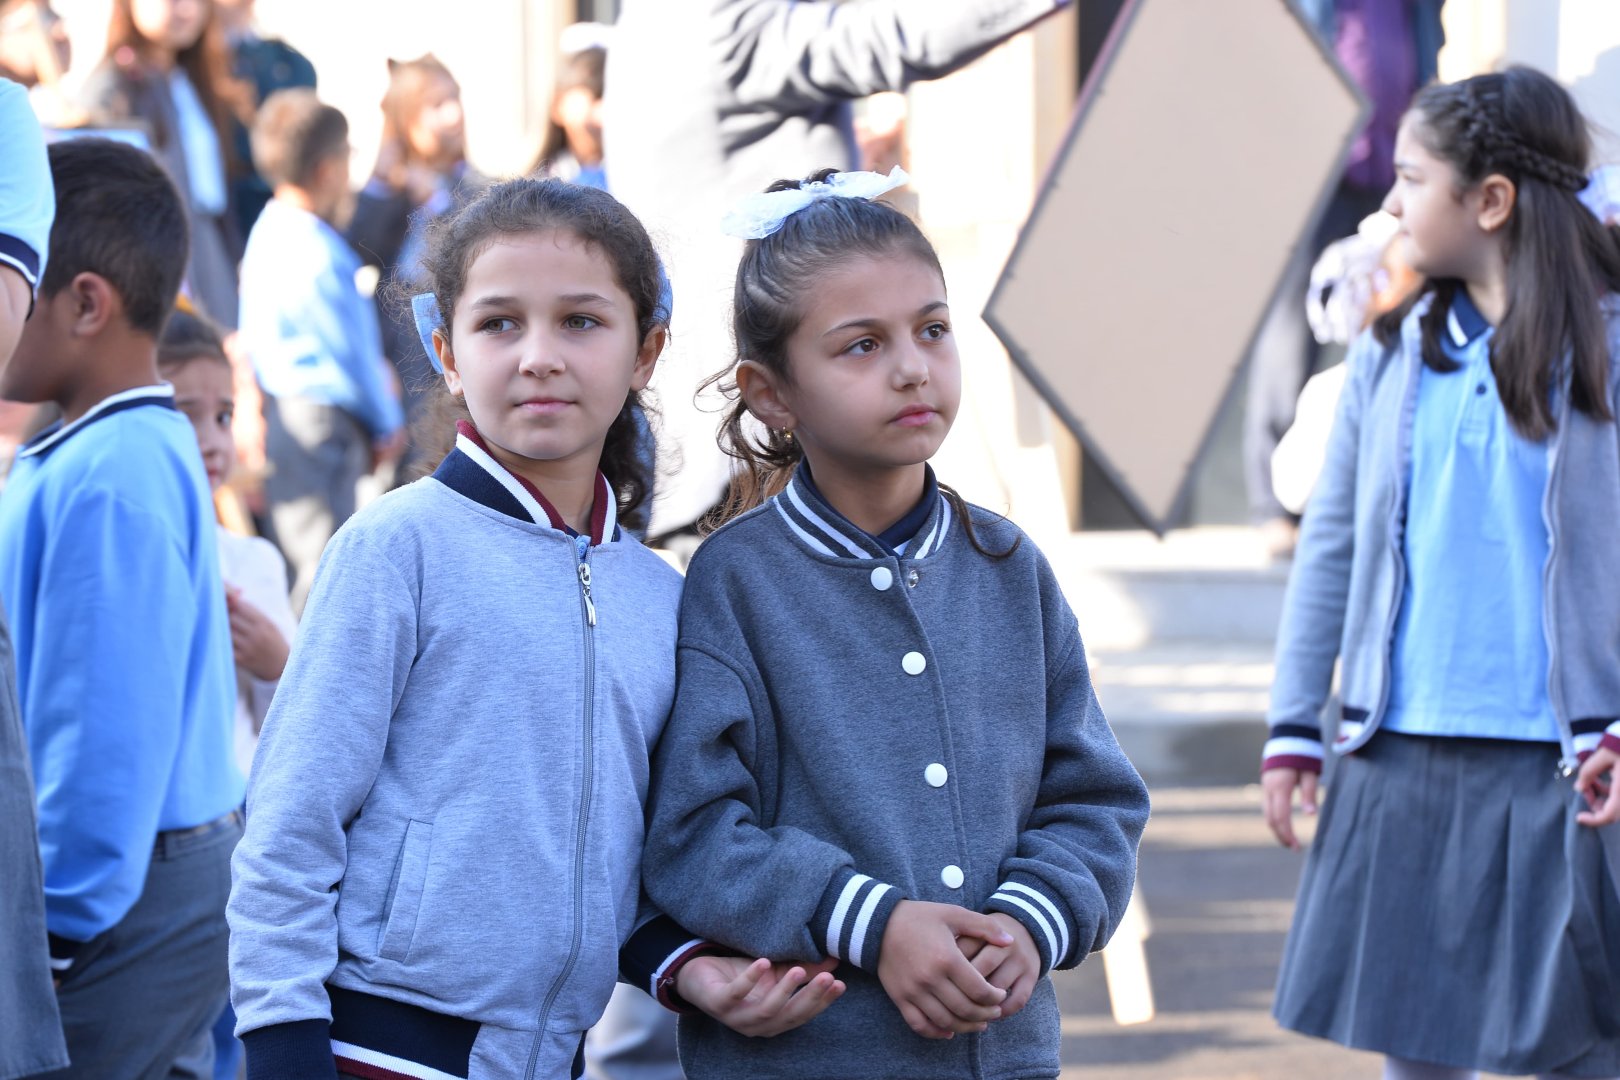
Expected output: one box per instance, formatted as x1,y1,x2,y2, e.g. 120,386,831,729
643,469,1149,1080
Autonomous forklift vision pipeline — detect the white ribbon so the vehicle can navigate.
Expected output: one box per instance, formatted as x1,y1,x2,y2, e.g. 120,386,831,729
720,166,910,240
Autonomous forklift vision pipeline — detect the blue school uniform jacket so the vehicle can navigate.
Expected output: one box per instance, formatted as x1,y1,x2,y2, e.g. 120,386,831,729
643,467,1150,1080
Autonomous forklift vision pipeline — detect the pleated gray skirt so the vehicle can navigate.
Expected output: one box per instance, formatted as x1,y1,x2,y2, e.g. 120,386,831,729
1274,730,1620,1076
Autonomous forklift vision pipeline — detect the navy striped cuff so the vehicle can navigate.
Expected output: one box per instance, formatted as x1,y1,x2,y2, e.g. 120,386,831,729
0,233,41,289
619,913,726,1014
812,869,902,973
242,1019,337,1080
984,875,1073,974
1262,722,1324,774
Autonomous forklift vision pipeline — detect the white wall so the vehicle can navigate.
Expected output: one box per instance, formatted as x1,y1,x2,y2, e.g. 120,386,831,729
1440,0,1620,163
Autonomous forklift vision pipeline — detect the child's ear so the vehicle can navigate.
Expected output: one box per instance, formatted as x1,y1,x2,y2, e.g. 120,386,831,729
735,361,795,431
630,325,666,392
68,273,118,338
433,328,463,396
1477,173,1517,233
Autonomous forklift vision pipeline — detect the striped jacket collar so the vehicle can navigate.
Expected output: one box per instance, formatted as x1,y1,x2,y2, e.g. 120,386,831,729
18,385,177,461
433,420,620,544
771,463,952,561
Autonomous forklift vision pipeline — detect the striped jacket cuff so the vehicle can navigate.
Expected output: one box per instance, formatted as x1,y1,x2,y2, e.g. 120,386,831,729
242,1019,338,1080
619,914,724,1014
1262,722,1324,774
1572,718,1620,762
812,869,902,973
1602,726,1620,758
984,876,1074,975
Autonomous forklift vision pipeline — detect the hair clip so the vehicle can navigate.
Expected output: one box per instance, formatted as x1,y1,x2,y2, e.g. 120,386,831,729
411,292,445,373
720,166,910,240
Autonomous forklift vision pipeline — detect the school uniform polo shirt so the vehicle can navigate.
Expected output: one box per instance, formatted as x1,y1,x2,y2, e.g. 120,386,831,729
0,79,55,301
0,387,241,948
1382,288,1559,742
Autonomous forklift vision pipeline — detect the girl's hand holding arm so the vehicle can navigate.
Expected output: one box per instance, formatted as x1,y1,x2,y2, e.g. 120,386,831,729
676,955,846,1037
876,900,1011,1039
1576,746,1620,827
1262,766,1321,850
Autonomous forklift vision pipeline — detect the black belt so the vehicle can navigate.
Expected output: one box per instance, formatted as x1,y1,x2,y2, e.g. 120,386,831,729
153,808,242,854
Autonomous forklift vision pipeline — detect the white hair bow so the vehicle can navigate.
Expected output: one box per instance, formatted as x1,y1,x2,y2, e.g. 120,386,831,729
720,167,910,240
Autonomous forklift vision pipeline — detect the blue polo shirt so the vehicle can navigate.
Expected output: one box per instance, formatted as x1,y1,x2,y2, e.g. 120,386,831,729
1382,288,1558,743
239,198,404,437
0,79,55,299
0,387,242,943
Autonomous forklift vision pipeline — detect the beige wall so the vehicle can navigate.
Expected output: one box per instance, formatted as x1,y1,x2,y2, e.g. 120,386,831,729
905,6,1079,540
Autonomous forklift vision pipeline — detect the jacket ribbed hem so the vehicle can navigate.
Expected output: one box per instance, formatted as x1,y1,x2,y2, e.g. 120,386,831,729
242,1019,336,1080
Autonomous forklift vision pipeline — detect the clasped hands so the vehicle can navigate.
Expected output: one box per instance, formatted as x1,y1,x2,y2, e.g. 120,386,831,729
672,898,1039,1041
878,899,1041,1040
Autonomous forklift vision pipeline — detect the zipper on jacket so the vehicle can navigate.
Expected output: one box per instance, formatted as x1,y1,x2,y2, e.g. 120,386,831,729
526,545,598,1078
1542,384,1575,777
1369,341,1421,739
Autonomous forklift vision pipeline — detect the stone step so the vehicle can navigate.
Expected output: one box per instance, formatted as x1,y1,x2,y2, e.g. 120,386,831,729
1088,640,1275,787
1049,528,1290,651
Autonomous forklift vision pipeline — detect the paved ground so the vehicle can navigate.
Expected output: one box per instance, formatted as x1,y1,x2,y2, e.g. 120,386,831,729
1049,785,1527,1080
1051,785,1380,1079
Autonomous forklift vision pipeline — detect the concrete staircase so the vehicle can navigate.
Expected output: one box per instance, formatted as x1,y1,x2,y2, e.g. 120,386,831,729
1045,528,1290,787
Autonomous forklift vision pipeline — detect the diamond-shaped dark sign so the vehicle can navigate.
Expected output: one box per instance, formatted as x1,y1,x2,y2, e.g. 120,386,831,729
985,0,1368,534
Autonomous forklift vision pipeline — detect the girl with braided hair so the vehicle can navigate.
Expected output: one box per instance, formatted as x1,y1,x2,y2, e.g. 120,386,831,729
1261,66,1620,1080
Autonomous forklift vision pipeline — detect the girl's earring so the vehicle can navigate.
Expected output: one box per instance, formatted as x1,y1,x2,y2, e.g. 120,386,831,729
782,429,794,443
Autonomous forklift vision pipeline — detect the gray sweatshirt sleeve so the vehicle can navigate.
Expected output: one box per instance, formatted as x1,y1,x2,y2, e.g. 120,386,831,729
984,590,1150,975
719,0,1068,111
228,527,418,1039
1262,332,1375,772
643,640,901,972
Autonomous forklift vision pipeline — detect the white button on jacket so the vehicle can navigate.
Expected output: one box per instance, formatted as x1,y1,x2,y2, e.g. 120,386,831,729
901,651,926,676
941,865,964,889
870,566,893,591
924,763,948,787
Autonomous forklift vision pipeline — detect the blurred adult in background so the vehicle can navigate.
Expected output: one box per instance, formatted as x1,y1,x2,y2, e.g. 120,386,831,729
0,75,68,1080
1242,0,1445,558
81,0,246,329
606,0,1077,542
0,0,76,124
347,53,483,474
532,23,608,191
215,0,317,239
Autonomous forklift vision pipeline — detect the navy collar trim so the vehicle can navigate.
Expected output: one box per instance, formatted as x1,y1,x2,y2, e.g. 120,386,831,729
433,421,620,544
772,463,951,561
1447,288,1492,347
18,385,177,460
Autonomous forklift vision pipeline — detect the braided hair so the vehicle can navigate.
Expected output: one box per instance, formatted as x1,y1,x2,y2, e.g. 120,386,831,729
1374,67,1620,439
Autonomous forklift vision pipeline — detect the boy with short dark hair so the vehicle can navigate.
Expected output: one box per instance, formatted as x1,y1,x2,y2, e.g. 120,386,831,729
0,137,241,1079
240,88,402,613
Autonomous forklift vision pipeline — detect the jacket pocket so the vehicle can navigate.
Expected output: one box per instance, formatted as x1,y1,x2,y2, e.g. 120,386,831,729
378,819,433,961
